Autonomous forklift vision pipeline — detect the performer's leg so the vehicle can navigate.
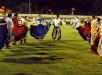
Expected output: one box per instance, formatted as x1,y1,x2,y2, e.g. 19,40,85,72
24,32,28,43
90,34,98,45
99,56,102,64
24,39,26,43
12,40,16,45
52,28,57,41
20,40,23,44
5,42,10,49
57,28,61,41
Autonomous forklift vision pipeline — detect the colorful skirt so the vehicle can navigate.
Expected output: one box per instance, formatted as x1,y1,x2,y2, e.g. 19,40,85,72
90,36,100,56
12,25,28,41
97,36,102,56
76,24,91,40
0,24,8,50
30,23,51,39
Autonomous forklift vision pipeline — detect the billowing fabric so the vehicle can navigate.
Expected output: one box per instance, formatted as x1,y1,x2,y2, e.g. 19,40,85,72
76,23,91,40
90,36,100,56
90,20,101,45
97,26,102,56
30,23,51,39
0,24,8,50
97,36,102,56
12,18,28,41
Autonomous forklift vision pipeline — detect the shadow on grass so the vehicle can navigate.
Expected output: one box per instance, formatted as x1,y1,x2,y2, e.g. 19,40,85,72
2,55,64,64
2,40,85,64
14,73,32,75
5,40,86,57
5,51,49,57
20,39,85,47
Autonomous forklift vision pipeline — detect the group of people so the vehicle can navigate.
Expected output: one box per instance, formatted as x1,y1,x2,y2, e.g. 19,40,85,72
76,15,102,63
0,13,28,50
1,13,102,63
0,14,62,51
30,14,62,41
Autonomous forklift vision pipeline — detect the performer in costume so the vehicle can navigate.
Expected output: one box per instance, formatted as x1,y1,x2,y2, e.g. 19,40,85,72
90,19,101,55
12,13,28,45
97,25,102,63
72,17,79,28
30,15,51,40
0,13,8,51
20,16,28,44
5,13,14,48
52,14,62,41
76,17,91,40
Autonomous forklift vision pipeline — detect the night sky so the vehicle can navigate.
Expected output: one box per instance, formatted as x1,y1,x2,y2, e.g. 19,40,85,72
0,0,96,14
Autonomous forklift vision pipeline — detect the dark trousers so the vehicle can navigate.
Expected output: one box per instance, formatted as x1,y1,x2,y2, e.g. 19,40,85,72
6,42,9,48
52,27,61,41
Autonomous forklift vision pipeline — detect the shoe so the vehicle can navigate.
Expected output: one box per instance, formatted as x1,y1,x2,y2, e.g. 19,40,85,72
5,47,11,49
20,40,22,44
53,39,55,42
57,39,60,41
24,39,26,43
12,43,16,45
38,39,42,41
0,49,4,52
20,42,22,44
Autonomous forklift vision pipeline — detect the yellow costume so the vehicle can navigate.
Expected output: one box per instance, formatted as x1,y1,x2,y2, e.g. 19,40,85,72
97,26,102,56
90,20,101,45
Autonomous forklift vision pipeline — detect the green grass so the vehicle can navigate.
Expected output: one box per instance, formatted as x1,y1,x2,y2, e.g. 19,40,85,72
0,25,101,75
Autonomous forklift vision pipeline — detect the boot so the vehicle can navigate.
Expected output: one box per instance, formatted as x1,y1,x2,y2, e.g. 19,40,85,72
24,39,26,43
20,40,23,44
12,43,16,45
12,41,16,45
6,42,11,49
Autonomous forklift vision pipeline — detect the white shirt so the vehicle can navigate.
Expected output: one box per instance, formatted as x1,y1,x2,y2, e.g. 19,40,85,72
22,19,28,26
53,18,62,27
37,19,44,24
6,17,13,29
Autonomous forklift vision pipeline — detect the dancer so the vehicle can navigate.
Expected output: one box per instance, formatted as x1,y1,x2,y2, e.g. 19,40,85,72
30,15,51,40
5,13,14,48
52,14,62,41
20,16,28,44
12,13,28,45
0,13,8,51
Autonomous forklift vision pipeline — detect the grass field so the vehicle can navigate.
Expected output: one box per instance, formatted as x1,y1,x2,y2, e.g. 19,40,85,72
0,25,101,75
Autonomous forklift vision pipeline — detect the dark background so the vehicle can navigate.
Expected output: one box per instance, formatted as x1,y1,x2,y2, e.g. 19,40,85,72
0,0,102,15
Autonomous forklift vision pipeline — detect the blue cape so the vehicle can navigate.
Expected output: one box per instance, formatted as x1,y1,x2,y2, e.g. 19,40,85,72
30,23,51,39
0,24,8,50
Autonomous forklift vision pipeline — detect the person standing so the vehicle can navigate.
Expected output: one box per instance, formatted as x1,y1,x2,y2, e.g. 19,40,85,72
97,24,102,64
52,14,62,41
20,16,28,44
0,13,8,51
5,13,14,48
30,15,51,40
12,13,28,45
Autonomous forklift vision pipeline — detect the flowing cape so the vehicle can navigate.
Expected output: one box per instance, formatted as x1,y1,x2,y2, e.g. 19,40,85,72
30,23,51,39
0,24,8,50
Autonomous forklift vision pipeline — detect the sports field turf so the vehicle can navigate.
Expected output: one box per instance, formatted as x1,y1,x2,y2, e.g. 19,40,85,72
0,25,101,75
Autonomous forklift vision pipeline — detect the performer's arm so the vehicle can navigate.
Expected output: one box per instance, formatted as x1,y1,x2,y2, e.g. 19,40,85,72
60,21,62,26
0,23,6,25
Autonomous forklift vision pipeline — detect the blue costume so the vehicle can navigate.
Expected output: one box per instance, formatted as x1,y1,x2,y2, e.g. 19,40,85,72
30,18,51,39
0,18,8,50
